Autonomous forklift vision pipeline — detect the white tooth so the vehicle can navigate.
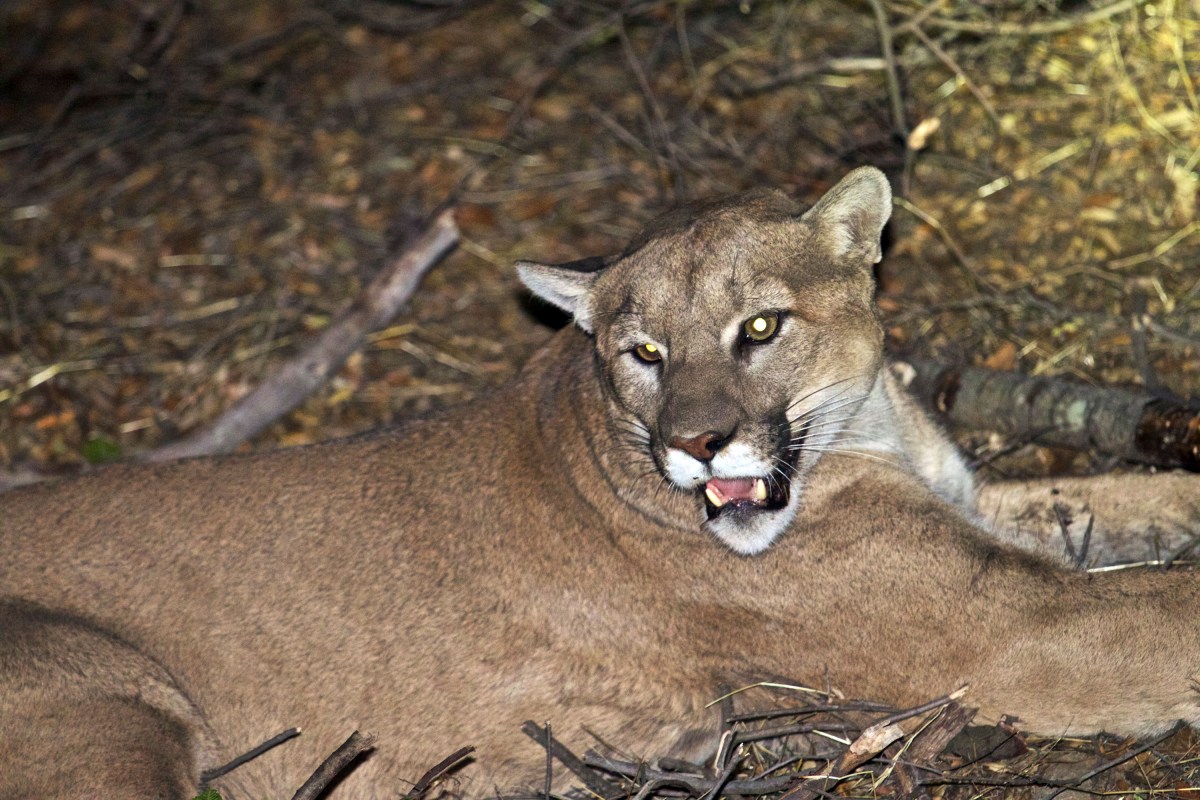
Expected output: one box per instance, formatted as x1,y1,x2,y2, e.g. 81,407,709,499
705,486,725,507
753,479,768,501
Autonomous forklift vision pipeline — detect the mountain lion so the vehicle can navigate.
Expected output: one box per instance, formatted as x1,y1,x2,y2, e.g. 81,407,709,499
2,167,1199,798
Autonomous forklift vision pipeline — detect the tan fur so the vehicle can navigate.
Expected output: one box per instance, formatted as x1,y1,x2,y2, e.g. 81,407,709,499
2,168,1199,799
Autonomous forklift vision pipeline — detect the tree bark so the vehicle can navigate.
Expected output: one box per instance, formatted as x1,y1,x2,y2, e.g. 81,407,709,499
897,358,1200,472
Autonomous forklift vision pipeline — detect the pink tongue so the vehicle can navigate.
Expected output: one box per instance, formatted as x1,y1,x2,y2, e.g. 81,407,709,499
707,477,757,501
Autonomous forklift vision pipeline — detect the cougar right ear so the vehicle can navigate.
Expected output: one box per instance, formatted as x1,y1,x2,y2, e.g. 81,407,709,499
800,166,893,265
516,255,611,333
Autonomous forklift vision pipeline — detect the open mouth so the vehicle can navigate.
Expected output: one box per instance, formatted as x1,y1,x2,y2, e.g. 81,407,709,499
703,476,789,520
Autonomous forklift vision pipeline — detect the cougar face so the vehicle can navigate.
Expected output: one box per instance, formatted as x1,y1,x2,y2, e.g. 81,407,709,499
519,168,891,553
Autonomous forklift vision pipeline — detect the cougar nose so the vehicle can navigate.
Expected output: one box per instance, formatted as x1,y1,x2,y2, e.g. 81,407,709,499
669,430,732,462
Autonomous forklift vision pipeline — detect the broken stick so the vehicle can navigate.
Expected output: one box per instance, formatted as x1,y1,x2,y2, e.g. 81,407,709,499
145,208,460,463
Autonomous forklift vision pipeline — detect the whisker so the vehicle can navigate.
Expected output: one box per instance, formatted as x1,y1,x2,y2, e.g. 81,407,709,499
814,434,891,447
789,410,883,435
792,391,870,422
611,417,651,434
798,447,902,467
785,377,863,415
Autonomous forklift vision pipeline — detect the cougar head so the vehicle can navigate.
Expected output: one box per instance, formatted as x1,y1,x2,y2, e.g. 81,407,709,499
517,167,891,554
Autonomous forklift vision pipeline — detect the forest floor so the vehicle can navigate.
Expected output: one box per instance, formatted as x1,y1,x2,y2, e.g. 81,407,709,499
1,0,1199,796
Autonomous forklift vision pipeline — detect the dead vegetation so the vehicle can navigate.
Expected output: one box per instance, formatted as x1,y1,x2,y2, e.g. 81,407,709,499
518,689,1200,800
1,1,1197,477
1,0,1199,796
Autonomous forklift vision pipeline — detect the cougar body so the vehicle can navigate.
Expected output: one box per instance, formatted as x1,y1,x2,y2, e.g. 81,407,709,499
2,168,1199,798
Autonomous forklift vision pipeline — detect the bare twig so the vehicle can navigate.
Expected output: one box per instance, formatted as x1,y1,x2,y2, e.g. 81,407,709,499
617,12,685,199
728,701,892,723
520,720,614,798
143,209,459,463
290,731,376,800
407,745,476,798
583,753,800,796
891,197,993,294
1053,502,1080,565
199,727,301,786
543,723,553,799
725,56,887,97
911,0,1143,36
1043,722,1185,800
877,687,969,729
865,0,907,139
908,25,1000,129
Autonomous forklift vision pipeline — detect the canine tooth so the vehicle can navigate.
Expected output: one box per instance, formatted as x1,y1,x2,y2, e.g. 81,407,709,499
705,486,725,507
753,478,768,501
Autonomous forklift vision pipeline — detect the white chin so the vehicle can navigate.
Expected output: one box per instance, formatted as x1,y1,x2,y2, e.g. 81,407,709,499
705,498,801,555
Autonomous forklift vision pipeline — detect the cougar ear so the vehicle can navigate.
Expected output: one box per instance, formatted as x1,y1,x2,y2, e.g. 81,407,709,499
800,166,893,265
515,255,611,333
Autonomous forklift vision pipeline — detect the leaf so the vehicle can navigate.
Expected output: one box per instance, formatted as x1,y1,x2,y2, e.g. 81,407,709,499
192,791,223,800
81,437,122,464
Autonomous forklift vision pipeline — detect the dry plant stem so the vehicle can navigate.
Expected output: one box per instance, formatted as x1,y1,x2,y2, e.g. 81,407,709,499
921,722,1185,795
876,687,969,729
617,13,684,199
733,721,859,746
767,691,968,800
907,25,1000,128
915,0,1143,36
143,209,460,463
730,57,887,97
290,731,375,800
582,754,799,796
891,197,994,294
407,746,475,797
198,726,301,786
519,720,614,798
865,0,907,139
728,701,892,723
901,358,1200,471
1043,722,1184,800
543,723,553,800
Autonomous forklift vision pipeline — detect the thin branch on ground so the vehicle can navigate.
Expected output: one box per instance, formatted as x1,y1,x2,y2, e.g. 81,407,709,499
909,0,1144,37
907,24,1001,129
143,208,459,463
290,731,376,800
865,0,907,139
199,727,301,787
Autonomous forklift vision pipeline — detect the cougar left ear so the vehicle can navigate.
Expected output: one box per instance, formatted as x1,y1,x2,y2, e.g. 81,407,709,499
800,166,893,265
515,255,611,333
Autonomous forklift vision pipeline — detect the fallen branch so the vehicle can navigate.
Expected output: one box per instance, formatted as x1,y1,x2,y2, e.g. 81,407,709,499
520,719,615,798
290,730,376,800
406,745,476,798
897,359,1200,472
144,209,459,463
198,726,301,788
582,753,799,797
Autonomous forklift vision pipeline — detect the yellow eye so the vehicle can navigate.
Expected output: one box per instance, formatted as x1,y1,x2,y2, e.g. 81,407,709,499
634,342,662,363
742,312,780,343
